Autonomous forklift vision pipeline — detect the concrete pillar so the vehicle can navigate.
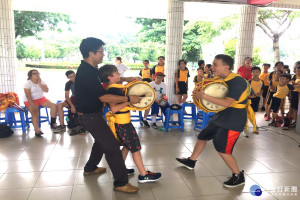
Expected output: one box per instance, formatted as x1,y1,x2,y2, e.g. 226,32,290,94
0,0,17,92
165,0,184,104
234,5,257,71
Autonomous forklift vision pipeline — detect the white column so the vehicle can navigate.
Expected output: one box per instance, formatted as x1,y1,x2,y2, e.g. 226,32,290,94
165,0,184,104
234,5,257,71
0,0,17,92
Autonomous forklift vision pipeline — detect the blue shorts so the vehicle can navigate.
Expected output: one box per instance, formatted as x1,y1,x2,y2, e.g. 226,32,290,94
151,101,170,116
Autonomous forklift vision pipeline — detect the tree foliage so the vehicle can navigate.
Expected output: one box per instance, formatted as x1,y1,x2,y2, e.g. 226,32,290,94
256,9,300,62
135,16,237,62
14,11,73,38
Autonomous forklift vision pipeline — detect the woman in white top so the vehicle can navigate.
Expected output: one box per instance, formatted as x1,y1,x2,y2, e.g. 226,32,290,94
24,69,60,136
115,56,129,77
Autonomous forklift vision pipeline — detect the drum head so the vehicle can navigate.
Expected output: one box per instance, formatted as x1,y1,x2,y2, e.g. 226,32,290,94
127,82,155,109
200,82,228,111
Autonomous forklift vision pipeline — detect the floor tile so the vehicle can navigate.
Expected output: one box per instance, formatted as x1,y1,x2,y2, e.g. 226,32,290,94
258,158,299,172
0,188,32,200
72,183,114,200
35,170,77,187
28,186,72,200
6,159,47,173
0,172,40,189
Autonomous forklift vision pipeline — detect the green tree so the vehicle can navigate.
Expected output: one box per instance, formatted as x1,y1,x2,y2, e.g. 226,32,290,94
14,11,73,38
135,16,237,63
224,38,262,68
256,9,300,62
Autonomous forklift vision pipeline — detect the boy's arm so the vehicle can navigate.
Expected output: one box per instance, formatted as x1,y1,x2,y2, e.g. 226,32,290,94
109,102,130,113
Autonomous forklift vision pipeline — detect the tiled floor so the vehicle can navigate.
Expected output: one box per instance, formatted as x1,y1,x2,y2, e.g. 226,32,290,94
0,112,300,200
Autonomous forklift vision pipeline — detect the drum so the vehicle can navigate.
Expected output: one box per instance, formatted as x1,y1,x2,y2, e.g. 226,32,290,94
125,81,156,110
193,79,228,113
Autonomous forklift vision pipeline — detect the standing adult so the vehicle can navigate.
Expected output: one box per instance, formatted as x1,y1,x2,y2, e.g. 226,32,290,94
237,57,253,80
115,56,129,77
75,37,140,193
151,56,165,81
176,54,248,188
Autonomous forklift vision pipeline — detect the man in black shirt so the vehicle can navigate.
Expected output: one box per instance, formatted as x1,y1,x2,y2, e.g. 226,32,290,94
75,37,140,193
176,54,248,188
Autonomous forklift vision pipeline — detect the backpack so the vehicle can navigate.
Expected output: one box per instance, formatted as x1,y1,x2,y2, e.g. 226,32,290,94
67,111,80,129
0,124,14,138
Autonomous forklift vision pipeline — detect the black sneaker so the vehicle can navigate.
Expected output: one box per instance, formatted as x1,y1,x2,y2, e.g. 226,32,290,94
268,120,276,127
176,157,196,170
261,106,265,111
141,120,150,128
151,123,158,129
290,122,296,128
127,168,135,175
223,170,245,188
51,125,61,133
138,171,161,183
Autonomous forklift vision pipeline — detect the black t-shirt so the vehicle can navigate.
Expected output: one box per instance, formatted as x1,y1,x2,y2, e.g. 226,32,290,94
106,87,126,114
75,60,106,113
210,76,248,132
65,80,76,95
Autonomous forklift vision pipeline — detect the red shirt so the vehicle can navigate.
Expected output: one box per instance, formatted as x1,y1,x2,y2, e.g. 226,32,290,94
238,66,252,80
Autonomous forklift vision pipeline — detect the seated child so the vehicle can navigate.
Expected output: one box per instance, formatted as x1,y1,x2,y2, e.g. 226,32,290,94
99,64,161,183
150,72,171,129
268,74,295,127
57,70,77,131
139,60,151,83
259,63,270,111
193,67,204,84
249,67,264,112
265,70,283,121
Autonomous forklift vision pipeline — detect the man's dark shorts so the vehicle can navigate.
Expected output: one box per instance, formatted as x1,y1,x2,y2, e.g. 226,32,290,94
198,123,240,154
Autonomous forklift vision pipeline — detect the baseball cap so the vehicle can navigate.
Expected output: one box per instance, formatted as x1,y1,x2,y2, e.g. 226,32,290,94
154,72,166,77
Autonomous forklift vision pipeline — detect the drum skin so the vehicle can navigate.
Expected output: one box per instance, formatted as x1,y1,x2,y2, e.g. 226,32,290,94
193,79,228,113
126,82,156,109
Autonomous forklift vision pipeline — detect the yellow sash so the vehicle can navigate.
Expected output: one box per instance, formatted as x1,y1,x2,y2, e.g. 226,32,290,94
224,73,257,132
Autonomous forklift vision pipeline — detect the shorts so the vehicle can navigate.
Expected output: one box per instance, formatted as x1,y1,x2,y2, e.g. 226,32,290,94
115,123,141,153
270,97,282,113
250,96,260,112
175,82,187,95
151,101,170,116
291,91,299,110
64,95,77,107
197,123,240,154
142,78,151,83
24,97,49,107
262,86,269,98
267,91,275,105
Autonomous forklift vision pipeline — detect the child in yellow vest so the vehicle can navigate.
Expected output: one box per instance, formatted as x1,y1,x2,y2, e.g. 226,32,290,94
139,60,151,83
175,59,190,104
290,63,300,127
204,64,213,78
99,64,161,183
249,67,264,112
193,67,204,84
268,74,294,127
265,70,283,121
259,63,270,111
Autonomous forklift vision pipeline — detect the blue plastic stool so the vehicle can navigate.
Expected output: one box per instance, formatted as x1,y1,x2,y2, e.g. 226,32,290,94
131,111,143,125
102,106,110,120
5,107,29,132
164,108,184,132
181,102,197,120
25,106,50,128
194,110,215,130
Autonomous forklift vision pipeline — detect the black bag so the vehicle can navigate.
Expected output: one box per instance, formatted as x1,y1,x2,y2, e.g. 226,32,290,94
67,111,80,129
170,104,181,110
0,124,14,138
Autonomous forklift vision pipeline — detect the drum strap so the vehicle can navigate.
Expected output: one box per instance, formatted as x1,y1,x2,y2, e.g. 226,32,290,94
224,73,257,132
105,111,131,141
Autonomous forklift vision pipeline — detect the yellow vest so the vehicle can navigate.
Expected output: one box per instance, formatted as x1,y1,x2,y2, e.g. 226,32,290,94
155,65,164,73
141,68,151,79
177,69,189,82
294,77,300,92
250,79,264,95
274,85,290,99
259,72,269,86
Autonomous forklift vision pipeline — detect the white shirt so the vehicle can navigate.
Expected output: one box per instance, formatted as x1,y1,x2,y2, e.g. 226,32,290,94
23,80,47,102
115,63,129,77
150,81,166,100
